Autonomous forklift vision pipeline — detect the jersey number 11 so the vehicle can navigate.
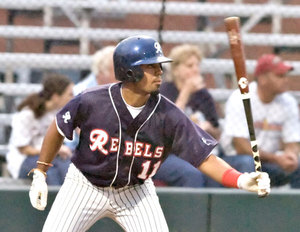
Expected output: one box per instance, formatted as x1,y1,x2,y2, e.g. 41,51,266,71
138,160,162,180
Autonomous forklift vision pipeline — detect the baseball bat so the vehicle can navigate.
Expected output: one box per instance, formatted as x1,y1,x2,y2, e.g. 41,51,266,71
224,16,267,197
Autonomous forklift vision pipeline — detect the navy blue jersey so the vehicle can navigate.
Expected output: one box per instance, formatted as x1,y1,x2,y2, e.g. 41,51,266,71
56,83,217,188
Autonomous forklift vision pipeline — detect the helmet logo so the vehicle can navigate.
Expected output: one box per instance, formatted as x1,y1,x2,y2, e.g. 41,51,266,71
154,42,162,54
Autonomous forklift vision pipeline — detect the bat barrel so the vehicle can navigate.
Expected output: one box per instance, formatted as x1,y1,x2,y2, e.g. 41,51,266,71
224,16,249,94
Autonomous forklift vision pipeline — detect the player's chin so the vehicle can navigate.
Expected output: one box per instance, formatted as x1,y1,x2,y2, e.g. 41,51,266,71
151,90,160,96
150,85,161,96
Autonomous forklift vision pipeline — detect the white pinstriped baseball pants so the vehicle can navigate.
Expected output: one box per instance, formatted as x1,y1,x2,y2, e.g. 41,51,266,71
43,164,169,232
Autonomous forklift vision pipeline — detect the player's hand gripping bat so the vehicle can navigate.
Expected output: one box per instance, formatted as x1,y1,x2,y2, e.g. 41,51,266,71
224,16,268,197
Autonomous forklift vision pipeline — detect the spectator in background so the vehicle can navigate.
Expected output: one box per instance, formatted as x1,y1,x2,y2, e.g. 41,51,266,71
161,44,220,139
65,46,116,151
73,46,116,96
221,54,300,188
153,44,254,187
6,74,74,185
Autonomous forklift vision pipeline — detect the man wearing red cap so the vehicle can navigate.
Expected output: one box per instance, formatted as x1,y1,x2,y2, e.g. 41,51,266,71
220,54,300,188
254,54,293,77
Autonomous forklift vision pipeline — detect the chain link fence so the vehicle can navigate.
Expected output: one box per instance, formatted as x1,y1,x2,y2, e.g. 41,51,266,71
1,1,300,78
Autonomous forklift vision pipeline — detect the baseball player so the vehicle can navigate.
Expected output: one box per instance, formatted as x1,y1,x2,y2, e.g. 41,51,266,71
29,35,271,232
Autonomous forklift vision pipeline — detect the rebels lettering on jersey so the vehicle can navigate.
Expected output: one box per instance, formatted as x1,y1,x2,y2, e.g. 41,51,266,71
56,83,217,188
89,129,163,158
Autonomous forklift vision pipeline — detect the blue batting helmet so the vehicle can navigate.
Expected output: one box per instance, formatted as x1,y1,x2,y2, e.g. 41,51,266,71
113,35,172,82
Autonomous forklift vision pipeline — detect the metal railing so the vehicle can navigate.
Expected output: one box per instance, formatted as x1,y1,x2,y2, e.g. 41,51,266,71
1,1,300,18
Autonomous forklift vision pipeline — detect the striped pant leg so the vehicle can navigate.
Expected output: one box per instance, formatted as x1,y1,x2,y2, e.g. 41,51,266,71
112,179,169,232
43,164,111,232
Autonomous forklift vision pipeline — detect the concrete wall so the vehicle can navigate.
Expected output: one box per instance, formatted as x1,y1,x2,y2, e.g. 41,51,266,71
0,186,299,232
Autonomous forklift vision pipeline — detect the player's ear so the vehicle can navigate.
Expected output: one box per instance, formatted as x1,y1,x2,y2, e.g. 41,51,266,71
126,69,134,78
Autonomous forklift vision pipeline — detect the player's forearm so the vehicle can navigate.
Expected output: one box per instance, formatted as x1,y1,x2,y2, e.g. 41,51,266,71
199,154,234,184
37,120,65,172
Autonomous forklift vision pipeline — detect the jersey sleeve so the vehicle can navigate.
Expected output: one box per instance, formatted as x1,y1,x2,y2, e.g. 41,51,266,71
56,94,85,140
169,110,218,168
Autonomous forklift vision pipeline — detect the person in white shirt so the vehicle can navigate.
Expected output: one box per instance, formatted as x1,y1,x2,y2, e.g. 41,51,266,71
6,74,74,185
221,54,300,188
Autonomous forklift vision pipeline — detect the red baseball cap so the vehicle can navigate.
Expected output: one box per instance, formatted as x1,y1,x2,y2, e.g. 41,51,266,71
254,54,293,76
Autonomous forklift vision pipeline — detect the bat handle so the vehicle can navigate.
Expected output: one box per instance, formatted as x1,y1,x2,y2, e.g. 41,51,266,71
250,140,268,198
250,140,262,172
